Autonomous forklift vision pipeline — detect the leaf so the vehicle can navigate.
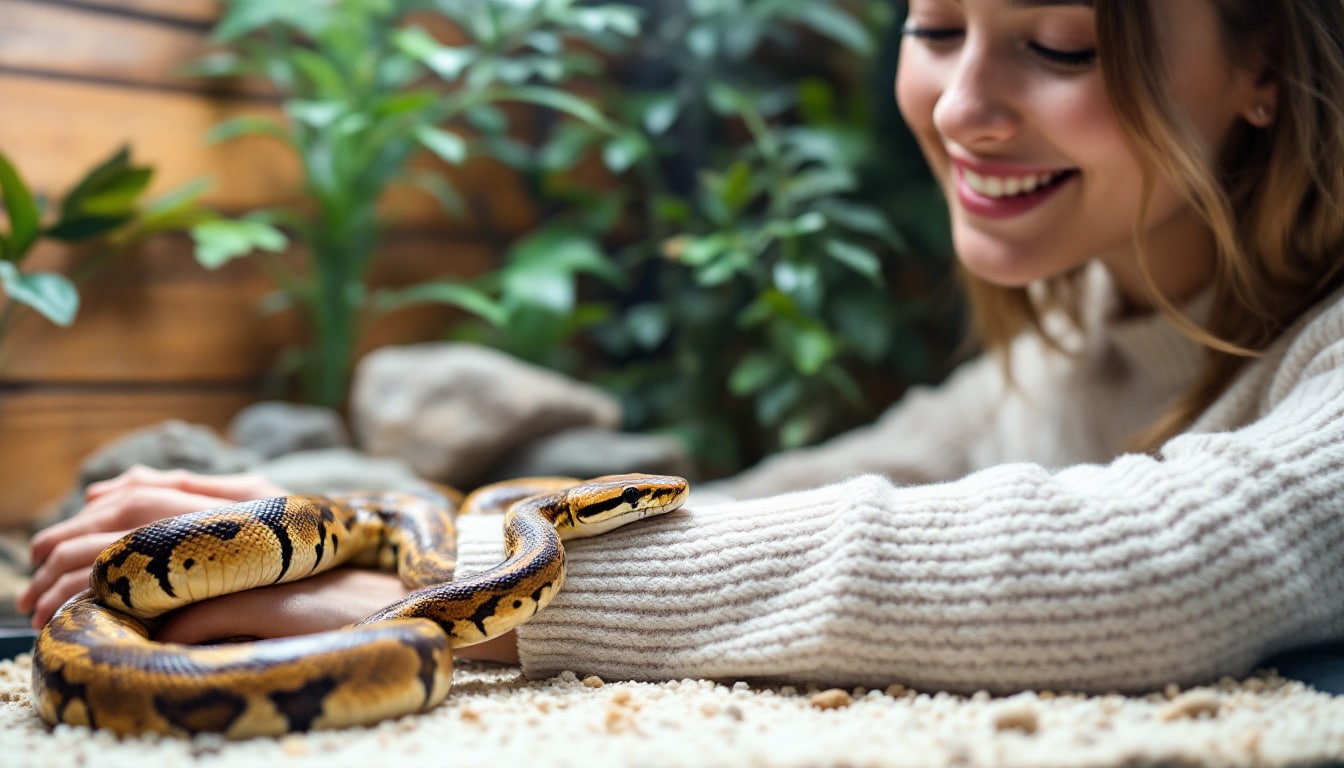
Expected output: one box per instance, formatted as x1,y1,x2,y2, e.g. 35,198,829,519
787,4,873,55
415,126,468,165
728,352,780,396
290,49,347,99
403,169,465,217
374,282,507,326
0,149,40,260
782,322,836,375
623,303,670,350
191,217,288,269
206,116,293,145
0,262,78,326
499,87,615,133
601,132,648,173
825,240,884,284
134,177,218,235
392,26,475,82
44,214,134,242
643,92,681,136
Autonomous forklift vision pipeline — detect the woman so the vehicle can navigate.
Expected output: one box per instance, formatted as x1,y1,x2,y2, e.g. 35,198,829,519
21,0,1344,693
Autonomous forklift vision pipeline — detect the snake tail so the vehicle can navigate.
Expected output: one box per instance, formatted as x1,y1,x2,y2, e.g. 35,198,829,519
32,593,452,738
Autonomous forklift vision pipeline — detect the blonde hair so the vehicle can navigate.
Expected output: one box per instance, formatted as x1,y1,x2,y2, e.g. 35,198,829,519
962,0,1344,450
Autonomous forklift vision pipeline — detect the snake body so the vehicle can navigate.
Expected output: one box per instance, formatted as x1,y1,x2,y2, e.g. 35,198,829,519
31,474,689,738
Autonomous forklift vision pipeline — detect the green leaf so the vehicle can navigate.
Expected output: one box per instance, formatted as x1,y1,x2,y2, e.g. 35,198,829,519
0,149,40,260
290,49,347,99
287,100,346,128
825,240,884,284
787,4,873,55
728,352,780,396
624,303,670,350
0,262,78,326
403,169,466,217
814,200,907,250
415,126,468,165
500,87,614,132
206,116,293,145
191,217,288,269
135,177,217,235
44,214,134,242
601,132,648,173
374,282,507,326
393,26,475,82
783,322,836,375
643,92,681,136
56,146,153,224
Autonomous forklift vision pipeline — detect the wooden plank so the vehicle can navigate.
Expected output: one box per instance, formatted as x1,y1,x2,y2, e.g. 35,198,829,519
0,235,499,382
0,386,256,528
0,1,257,93
0,75,539,233
58,0,220,25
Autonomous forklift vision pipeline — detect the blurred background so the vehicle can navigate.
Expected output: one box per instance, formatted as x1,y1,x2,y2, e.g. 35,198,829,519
0,0,960,532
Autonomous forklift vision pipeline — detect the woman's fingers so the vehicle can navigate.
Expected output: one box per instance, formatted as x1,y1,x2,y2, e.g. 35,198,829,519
28,570,97,629
84,466,287,504
30,486,237,569
156,569,410,645
18,530,123,615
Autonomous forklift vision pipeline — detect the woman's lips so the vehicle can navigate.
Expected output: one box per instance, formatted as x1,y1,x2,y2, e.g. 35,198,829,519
952,161,1079,220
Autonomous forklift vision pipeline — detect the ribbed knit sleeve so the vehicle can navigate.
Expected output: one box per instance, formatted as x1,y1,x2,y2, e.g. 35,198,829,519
456,293,1344,694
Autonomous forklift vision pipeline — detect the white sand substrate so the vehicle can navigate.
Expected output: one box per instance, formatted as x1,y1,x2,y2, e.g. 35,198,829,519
2,654,1342,768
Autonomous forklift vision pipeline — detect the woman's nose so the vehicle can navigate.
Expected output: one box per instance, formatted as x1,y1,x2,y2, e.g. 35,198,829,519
932,41,1021,148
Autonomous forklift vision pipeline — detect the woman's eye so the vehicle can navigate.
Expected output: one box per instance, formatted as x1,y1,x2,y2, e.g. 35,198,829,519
1028,42,1097,68
902,25,964,44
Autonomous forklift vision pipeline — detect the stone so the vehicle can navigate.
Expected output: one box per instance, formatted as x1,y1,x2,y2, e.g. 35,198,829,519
76,419,260,487
228,401,349,460
255,448,434,495
350,343,622,488
51,420,261,523
486,427,696,482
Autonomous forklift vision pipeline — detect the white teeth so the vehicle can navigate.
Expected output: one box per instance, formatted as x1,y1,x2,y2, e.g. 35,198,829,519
964,169,1065,198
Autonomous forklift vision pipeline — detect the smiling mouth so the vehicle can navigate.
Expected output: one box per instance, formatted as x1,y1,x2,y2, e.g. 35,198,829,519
962,168,1078,199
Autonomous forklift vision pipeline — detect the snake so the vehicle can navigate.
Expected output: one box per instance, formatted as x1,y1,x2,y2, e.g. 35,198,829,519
30,473,689,739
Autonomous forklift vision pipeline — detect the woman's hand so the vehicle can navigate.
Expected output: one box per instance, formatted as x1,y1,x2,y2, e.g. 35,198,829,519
19,465,288,628
155,570,520,665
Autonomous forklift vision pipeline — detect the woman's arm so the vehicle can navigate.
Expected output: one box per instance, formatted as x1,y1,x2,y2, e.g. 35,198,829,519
477,329,1344,693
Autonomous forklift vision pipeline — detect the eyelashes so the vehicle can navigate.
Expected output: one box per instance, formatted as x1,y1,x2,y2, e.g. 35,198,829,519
901,25,1098,69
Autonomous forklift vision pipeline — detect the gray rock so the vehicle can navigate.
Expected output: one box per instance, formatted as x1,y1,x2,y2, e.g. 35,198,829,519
229,401,350,460
77,419,260,487
256,448,435,495
351,343,622,487
487,427,697,483
51,419,261,522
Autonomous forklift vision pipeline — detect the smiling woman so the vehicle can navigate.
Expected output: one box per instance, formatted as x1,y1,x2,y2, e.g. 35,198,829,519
21,0,1344,698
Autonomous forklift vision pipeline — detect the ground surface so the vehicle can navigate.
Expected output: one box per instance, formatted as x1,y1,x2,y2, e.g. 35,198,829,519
3,654,1343,768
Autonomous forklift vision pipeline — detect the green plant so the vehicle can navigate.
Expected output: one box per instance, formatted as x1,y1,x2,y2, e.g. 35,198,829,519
192,0,640,407
570,0,953,471
0,146,213,365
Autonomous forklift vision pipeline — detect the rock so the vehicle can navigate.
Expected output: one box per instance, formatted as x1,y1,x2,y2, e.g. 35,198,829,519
255,448,434,495
486,427,696,482
351,343,622,488
50,420,261,523
77,420,260,487
228,401,349,460
57,420,261,520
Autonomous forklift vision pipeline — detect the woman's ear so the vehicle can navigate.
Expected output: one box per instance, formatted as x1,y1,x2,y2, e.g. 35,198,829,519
1239,30,1280,128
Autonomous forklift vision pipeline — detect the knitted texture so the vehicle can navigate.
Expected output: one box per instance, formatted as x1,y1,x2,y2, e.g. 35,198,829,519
456,283,1344,694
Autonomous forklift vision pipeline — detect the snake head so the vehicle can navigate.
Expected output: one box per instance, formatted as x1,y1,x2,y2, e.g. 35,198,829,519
561,473,690,537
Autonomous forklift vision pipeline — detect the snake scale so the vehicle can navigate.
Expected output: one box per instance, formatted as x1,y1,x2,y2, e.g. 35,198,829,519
30,473,689,738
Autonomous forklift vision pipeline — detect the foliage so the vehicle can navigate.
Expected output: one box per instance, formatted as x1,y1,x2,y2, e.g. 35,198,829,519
0,146,213,365
192,0,641,407
557,0,953,471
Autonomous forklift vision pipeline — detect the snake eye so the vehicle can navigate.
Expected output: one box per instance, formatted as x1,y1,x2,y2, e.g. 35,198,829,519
621,486,642,506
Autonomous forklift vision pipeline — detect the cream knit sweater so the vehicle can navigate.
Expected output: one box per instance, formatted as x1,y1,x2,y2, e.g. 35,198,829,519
457,278,1344,694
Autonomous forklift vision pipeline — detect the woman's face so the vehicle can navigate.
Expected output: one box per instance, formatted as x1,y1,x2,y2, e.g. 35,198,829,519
896,0,1266,306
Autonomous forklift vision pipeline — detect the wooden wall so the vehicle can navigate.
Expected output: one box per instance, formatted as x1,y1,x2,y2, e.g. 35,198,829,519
0,0,533,526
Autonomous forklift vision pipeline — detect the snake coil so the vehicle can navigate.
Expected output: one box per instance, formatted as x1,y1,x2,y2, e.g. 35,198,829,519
30,474,688,738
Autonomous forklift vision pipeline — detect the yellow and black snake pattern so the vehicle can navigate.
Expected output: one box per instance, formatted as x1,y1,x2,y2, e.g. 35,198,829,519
30,474,689,738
